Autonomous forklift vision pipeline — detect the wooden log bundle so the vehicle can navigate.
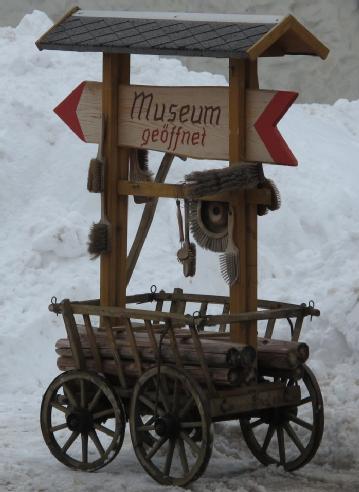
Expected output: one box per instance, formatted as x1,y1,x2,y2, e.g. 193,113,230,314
55,328,309,387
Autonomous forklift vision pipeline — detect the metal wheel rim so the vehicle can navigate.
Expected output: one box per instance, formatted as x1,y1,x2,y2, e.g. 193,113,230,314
130,365,213,486
240,365,324,471
41,370,126,471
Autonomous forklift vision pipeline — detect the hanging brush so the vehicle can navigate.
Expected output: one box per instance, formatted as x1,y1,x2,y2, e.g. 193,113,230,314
257,178,282,216
87,119,111,259
176,199,196,277
129,148,153,204
185,162,264,199
189,200,228,252
219,206,239,286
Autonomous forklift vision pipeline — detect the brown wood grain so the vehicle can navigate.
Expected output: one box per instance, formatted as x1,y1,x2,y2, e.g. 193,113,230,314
100,53,130,309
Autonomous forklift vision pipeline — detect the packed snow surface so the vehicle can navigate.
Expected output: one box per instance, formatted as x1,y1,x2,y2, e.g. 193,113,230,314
0,10,358,492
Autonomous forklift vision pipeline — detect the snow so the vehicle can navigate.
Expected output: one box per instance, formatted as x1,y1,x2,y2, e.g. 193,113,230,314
0,10,359,491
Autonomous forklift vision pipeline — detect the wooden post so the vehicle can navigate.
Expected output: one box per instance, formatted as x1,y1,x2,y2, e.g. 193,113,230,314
101,53,130,308
228,58,258,349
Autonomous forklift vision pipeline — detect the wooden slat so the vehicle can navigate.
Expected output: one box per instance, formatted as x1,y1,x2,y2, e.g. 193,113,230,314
188,323,217,396
219,302,230,333
264,318,276,339
144,319,158,353
124,318,142,376
83,314,103,372
118,180,271,204
61,299,85,370
102,316,127,388
100,53,130,309
170,288,187,315
165,319,184,369
292,315,304,342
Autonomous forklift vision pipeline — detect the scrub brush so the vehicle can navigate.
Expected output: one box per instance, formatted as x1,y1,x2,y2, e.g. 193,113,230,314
185,162,264,199
257,179,281,216
219,206,239,286
87,119,111,259
129,148,153,204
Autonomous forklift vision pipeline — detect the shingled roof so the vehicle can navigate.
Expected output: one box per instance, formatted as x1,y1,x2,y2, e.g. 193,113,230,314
36,7,329,60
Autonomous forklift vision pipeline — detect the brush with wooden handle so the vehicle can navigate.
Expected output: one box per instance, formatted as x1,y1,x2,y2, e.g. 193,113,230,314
219,205,239,285
87,118,111,259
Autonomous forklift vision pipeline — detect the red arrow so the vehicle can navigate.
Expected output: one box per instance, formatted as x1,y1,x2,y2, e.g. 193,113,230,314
53,82,86,142
254,91,298,166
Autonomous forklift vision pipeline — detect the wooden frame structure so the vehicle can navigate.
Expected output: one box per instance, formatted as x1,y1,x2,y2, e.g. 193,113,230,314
37,9,329,485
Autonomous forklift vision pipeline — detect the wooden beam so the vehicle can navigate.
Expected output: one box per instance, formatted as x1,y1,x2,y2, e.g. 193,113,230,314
118,180,272,205
229,58,247,344
245,60,259,349
101,53,130,308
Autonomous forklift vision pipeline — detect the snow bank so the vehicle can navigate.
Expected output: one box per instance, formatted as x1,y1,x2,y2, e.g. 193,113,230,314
0,10,358,488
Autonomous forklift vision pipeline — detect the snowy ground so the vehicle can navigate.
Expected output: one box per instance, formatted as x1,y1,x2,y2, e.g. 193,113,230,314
0,11,359,492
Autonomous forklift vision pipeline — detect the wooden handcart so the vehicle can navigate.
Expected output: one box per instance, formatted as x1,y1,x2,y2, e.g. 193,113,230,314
41,291,323,485
36,7,329,487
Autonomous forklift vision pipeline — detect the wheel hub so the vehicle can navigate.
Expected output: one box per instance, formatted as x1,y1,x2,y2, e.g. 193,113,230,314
66,410,93,433
154,414,179,439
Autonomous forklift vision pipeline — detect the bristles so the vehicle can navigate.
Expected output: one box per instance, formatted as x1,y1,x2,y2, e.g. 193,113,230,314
267,179,281,211
189,201,228,253
257,179,281,216
88,222,110,259
219,252,239,286
130,149,152,182
87,158,103,193
185,163,262,199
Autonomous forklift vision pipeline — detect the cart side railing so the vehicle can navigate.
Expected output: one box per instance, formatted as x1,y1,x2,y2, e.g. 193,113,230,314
50,293,319,399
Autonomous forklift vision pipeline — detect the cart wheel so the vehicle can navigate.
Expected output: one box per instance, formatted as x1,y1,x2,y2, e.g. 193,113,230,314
240,365,324,471
41,370,126,471
130,365,213,486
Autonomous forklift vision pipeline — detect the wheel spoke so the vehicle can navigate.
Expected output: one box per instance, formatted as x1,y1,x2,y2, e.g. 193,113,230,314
81,432,88,463
177,437,189,475
180,431,200,456
172,379,179,414
62,431,80,453
139,395,165,416
93,408,115,420
156,377,171,413
250,418,265,429
147,436,168,460
164,439,175,476
80,380,86,408
262,423,275,452
88,388,102,412
50,401,67,413
297,396,312,406
94,424,115,438
179,396,194,419
180,422,203,429
50,422,68,433
89,430,105,457
277,427,286,466
284,422,305,453
63,384,78,408
288,414,313,431
137,424,156,432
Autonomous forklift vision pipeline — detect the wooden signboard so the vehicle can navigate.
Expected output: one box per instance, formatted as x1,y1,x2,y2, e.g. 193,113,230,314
55,82,298,166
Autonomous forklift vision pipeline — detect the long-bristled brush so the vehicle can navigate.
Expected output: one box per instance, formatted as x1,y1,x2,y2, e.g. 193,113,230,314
129,148,153,204
219,206,239,286
87,119,111,259
257,178,282,216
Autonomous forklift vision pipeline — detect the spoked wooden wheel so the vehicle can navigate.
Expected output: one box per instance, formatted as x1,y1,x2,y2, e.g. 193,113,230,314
130,365,213,486
41,370,126,471
240,365,324,471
